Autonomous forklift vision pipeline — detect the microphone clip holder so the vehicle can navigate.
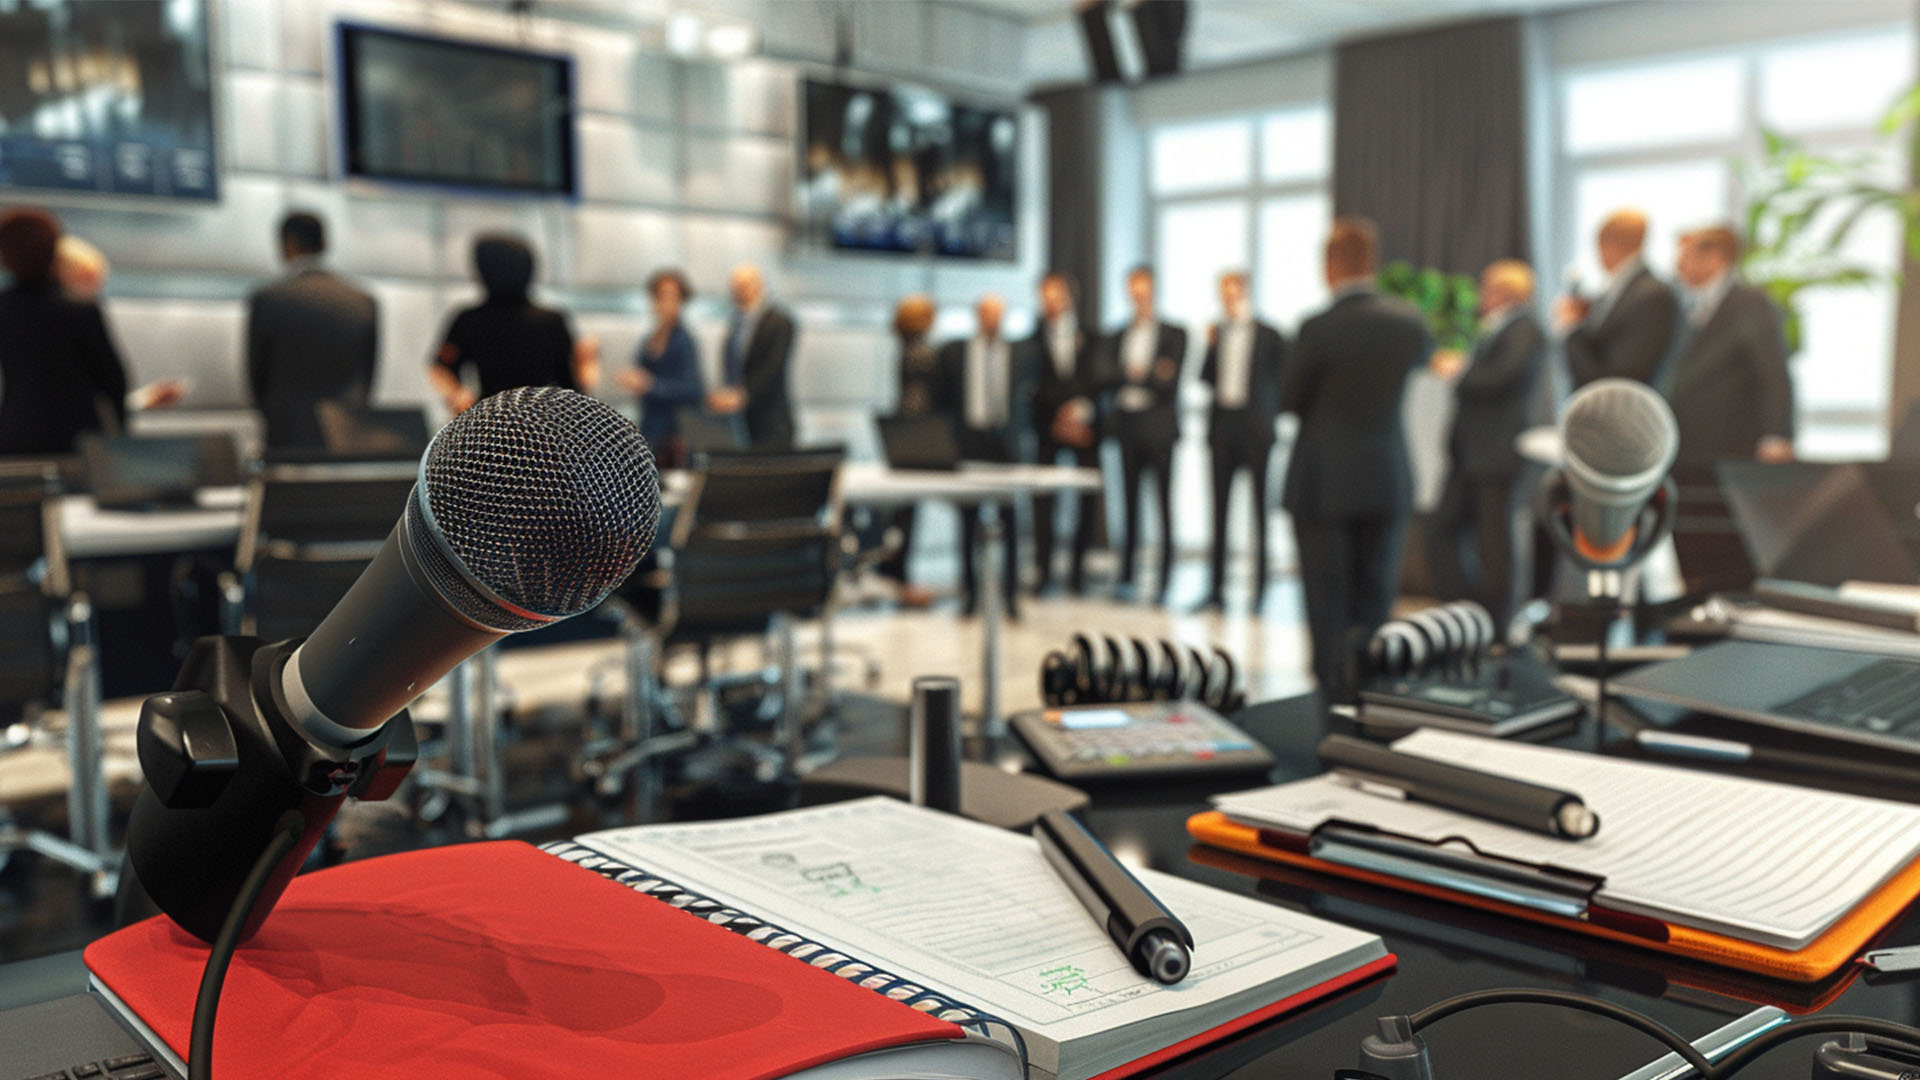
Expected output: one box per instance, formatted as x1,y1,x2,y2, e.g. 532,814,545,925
125,634,417,945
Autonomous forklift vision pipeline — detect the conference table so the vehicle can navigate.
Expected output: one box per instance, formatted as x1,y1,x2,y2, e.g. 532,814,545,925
54,460,1101,733
6,693,1912,1078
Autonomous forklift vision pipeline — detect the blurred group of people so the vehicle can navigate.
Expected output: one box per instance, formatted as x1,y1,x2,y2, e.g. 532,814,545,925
0,205,802,472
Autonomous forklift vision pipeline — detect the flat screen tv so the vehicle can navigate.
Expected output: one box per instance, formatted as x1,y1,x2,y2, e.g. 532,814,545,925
799,78,1018,261
337,23,577,197
0,0,218,200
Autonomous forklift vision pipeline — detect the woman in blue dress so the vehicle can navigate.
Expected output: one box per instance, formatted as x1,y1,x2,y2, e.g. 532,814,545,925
619,268,704,467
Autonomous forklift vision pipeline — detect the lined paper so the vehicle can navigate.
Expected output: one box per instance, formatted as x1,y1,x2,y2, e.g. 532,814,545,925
576,798,1384,1080
1214,729,1920,949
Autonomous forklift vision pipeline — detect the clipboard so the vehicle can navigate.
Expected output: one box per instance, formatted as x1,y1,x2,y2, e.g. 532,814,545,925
1187,808,1920,982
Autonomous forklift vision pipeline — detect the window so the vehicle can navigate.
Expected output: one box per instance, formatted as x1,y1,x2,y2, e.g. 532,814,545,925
1156,199,1249,329
1555,25,1915,459
1150,119,1252,196
1257,192,1332,330
1261,106,1330,184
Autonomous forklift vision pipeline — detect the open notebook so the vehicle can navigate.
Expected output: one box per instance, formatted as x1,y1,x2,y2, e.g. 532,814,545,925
1206,729,1920,954
565,797,1392,1080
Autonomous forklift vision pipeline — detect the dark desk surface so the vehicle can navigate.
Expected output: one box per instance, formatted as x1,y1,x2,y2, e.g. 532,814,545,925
5,693,1919,1079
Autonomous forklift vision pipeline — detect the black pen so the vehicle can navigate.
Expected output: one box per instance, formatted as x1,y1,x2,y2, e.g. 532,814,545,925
1317,734,1601,840
1033,809,1195,984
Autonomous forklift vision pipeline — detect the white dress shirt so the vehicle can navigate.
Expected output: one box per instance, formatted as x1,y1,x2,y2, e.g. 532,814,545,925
1118,319,1158,412
964,335,1011,430
1046,314,1079,379
1215,318,1254,409
1686,271,1734,328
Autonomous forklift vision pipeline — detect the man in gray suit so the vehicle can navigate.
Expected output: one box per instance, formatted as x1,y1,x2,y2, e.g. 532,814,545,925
1283,217,1432,703
1558,208,1681,389
246,212,378,452
1426,259,1546,627
1665,224,1794,466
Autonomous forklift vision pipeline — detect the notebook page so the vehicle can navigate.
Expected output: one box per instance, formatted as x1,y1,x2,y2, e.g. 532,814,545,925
1213,729,1920,950
576,798,1384,1080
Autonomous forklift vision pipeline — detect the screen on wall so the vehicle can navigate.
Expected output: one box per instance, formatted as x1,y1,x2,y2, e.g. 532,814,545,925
799,78,1018,261
0,0,218,200
337,24,577,197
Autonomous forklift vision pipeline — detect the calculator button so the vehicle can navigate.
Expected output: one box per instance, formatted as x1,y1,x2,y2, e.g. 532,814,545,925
101,1057,153,1072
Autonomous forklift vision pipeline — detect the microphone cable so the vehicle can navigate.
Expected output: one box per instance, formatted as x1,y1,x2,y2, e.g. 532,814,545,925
188,811,305,1080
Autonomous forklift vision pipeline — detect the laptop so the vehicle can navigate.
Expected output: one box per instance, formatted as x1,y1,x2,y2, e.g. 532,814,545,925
1613,639,1920,754
875,414,961,472
81,433,239,510
316,402,432,461
1716,460,1918,586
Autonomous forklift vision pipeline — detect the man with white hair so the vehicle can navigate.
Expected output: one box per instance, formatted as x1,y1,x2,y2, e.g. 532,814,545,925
714,262,798,449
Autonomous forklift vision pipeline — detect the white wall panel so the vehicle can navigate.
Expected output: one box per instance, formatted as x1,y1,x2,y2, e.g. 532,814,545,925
439,200,566,285
683,60,797,138
683,134,791,215
365,280,445,413
222,0,281,71
572,312,651,403
578,116,680,206
928,5,1025,87
56,177,284,277
223,71,283,173
567,207,682,289
791,324,894,406
279,181,439,279
277,78,332,179
102,298,249,407
682,216,789,295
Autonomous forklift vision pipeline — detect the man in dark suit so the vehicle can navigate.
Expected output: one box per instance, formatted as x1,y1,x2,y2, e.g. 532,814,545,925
1665,224,1795,467
1199,270,1285,611
1105,265,1188,604
715,262,798,449
246,212,378,452
1559,208,1681,389
1283,217,1431,703
1426,259,1546,628
936,294,1027,617
1028,271,1102,595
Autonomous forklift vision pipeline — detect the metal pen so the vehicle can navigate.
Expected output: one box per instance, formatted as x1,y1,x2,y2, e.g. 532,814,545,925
1318,734,1601,840
1033,809,1194,984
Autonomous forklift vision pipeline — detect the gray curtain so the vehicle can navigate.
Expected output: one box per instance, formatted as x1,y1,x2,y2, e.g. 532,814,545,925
1030,85,1106,328
1332,17,1529,276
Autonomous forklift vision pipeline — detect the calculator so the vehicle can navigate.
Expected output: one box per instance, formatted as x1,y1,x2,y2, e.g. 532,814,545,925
1011,702,1275,782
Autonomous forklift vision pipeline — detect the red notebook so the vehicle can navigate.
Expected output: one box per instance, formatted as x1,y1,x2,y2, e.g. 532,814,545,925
85,842,985,1080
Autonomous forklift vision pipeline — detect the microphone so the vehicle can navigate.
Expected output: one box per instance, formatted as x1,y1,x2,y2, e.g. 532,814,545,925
125,387,660,943
1549,377,1678,569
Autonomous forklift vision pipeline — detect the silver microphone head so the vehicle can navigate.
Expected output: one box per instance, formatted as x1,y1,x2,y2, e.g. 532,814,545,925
407,386,660,631
1559,378,1678,556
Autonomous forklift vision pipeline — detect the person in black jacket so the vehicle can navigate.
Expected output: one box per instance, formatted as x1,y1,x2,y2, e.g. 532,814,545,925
1559,209,1681,389
1666,225,1795,467
1028,271,1102,595
935,294,1027,617
1426,260,1546,628
1105,266,1188,604
1199,270,1285,611
246,211,379,452
0,207,130,456
1282,217,1432,703
879,293,940,608
430,233,587,414
715,262,799,450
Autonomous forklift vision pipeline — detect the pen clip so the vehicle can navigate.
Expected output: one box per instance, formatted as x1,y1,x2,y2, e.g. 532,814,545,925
1861,945,1920,975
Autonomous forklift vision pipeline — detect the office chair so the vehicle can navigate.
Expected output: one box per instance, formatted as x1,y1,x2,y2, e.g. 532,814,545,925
0,467,116,894
678,408,748,456
667,448,846,769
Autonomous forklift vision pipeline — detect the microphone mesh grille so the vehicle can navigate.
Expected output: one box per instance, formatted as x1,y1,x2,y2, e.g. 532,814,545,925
1561,378,1676,479
418,387,659,626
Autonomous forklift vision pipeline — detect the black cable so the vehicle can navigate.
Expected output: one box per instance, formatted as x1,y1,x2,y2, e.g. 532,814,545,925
189,813,304,1080
1409,989,1715,1076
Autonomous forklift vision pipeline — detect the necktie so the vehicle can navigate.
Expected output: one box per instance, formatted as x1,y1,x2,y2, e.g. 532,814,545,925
725,312,748,386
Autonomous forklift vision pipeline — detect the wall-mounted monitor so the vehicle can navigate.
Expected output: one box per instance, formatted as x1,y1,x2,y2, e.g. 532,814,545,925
336,23,577,198
799,77,1018,261
0,0,218,200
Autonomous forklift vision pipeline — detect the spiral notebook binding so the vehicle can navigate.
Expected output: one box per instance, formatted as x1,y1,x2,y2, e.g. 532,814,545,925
541,840,1030,1069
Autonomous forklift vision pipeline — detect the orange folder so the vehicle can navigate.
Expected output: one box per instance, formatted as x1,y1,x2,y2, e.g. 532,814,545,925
1188,809,1920,983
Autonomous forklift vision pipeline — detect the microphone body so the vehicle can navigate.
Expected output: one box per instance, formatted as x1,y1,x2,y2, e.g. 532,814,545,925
124,388,659,943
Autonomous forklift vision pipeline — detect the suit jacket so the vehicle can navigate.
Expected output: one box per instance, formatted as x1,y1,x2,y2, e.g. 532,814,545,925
933,337,1031,460
1101,320,1187,449
1200,320,1286,444
730,305,797,449
1448,311,1546,480
1565,264,1681,389
1027,316,1100,447
247,267,379,451
1281,289,1431,521
0,283,128,456
1663,283,1793,465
